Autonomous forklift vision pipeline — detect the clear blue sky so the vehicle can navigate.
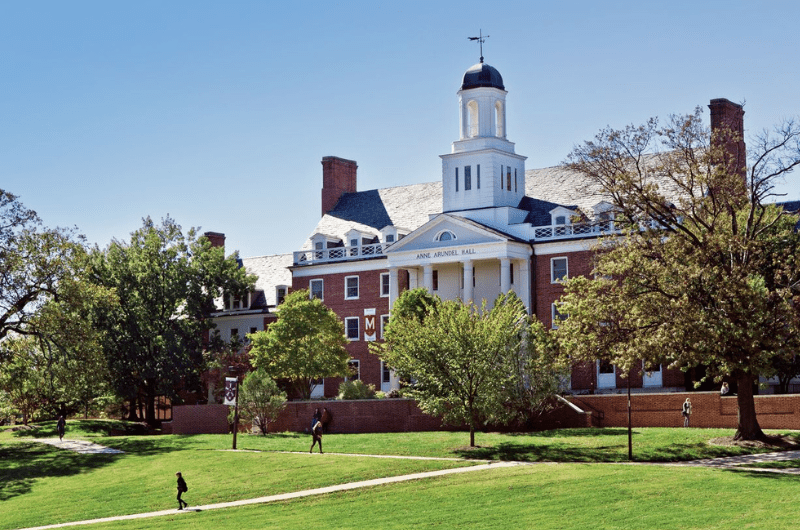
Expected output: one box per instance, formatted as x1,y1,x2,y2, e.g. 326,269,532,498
3,0,799,258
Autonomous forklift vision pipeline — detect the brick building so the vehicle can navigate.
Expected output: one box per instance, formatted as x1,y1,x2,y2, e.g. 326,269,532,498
212,57,790,398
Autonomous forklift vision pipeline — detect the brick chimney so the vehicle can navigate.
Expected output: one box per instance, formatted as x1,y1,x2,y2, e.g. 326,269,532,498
708,98,746,179
321,156,357,217
204,231,226,250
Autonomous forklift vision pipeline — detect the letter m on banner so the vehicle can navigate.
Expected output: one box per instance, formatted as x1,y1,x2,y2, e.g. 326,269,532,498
223,377,238,405
364,308,376,341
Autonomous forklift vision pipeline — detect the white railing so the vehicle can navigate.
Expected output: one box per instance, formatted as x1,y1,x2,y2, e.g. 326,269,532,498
533,221,617,240
294,242,389,265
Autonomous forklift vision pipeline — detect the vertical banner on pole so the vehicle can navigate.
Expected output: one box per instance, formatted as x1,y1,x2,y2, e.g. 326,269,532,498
223,377,238,406
364,308,376,341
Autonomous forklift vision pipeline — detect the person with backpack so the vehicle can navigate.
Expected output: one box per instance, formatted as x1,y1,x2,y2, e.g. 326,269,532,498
56,416,66,442
175,472,188,510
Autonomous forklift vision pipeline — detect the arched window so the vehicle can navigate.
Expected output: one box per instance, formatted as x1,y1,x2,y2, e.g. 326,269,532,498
435,230,456,242
467,100,479,138
495,101,504,138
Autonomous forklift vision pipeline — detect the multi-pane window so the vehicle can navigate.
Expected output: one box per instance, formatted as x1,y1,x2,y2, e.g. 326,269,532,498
551,303,565,329
347,359,361,381
310,279,323,300
380,273,390,297
345,317,359,341
551,257,568,283
276,286,287,305
345,276,359,299
381,314,390,338
464,166,471,190
382,361,391,383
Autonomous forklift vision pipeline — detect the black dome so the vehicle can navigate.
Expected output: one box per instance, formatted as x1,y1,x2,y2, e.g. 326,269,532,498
461,62,504,90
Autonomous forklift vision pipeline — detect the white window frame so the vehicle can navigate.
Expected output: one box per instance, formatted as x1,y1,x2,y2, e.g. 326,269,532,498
380,273,390,297
381,361,391,384
551,257,568,283
309,279,324,300
381,314,390,338
346,359,361,381
345,317,360,341
345,275,359,300
435,230,457,242
551,303,565,329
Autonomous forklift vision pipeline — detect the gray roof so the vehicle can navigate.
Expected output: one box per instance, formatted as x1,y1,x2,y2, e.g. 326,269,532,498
240,253,293,307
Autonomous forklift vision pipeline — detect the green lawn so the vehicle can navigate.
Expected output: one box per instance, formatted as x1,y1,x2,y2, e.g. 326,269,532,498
2,421,799,530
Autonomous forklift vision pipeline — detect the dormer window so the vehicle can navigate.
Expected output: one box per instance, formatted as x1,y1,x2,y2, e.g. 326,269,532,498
276,285,287,306
385,234,395,243
224,292,249,311
555,216,566,225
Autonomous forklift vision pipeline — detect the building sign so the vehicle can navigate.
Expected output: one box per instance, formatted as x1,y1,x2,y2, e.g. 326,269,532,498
415,248,477,261
364,308,376,341
223,377,238,406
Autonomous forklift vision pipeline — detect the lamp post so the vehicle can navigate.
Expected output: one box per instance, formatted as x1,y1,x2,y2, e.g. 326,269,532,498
227,366,240,450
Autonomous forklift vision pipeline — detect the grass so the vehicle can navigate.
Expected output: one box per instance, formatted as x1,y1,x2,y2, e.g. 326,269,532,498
739,459,800,470
2,420,799,529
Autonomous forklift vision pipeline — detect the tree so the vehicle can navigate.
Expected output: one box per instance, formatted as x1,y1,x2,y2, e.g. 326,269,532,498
558,108,800,440
238,369,286,435
375,289,561,447
89,217,255,425
248,289,350,400
0,337,45,424
0,190,86,344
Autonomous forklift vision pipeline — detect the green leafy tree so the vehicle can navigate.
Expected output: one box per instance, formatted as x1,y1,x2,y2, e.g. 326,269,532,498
558,109,800,440
0,337,45,424
337,379,376,400
376,289,561,447
89,217,255,424
0,190,87,344
249,289,350,400
238,369,286,435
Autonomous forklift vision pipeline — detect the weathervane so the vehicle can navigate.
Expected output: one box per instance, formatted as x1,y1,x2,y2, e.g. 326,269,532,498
468,30,489,63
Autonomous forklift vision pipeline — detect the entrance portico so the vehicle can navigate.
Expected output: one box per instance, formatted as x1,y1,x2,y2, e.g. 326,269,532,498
385,214,532,310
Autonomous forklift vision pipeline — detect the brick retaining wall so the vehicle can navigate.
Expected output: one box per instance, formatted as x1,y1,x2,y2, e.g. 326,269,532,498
163,404,229,434
568,392,800,429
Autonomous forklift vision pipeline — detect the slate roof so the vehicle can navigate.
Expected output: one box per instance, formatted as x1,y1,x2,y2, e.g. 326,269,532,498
239,253,293,307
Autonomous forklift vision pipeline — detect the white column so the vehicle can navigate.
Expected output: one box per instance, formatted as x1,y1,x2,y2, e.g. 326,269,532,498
423,265,433,292
500,258,511,294
388,267,399,308
462,260,473,305
518,259,531,313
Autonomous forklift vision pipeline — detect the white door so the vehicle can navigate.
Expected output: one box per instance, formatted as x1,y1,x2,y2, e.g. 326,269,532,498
597,360,616,389
643,362,662,387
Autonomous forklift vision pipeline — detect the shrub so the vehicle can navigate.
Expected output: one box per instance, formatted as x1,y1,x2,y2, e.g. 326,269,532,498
337,380,376,400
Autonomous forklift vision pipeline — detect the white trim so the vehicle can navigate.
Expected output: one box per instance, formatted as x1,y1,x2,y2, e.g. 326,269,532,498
309,279,324,300
380,273,390,297
550,256,568,283
551,303,563,329
346,359,361,381
380,314,390,339
344,275,360,300
597,360,616,389
292,257,389,277
533,239,597,255
345,317,359,341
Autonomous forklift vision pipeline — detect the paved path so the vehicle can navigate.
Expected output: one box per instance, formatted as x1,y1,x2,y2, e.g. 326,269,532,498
19,461,519,530
30,438,124,454
17,441,800,530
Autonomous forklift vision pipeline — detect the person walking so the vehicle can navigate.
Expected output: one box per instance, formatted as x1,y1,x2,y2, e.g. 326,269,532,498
309,419,323,454
175,472,188,510
56,416,66,442
682,398,692,427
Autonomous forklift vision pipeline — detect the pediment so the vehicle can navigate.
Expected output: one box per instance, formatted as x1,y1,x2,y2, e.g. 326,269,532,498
386,214,512,254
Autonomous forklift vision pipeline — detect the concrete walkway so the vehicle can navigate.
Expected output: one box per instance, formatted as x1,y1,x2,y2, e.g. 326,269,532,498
17,441,800,530
19,461,519,530
30,438,124,454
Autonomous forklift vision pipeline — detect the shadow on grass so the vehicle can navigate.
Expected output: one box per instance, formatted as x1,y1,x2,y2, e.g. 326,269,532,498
10,419,149,439
0,441,123,501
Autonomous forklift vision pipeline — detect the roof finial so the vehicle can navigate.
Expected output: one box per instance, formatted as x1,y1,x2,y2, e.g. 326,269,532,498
468,30,489,63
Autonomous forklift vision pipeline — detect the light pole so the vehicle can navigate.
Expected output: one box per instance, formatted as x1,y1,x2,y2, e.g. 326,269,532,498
227,366,240,450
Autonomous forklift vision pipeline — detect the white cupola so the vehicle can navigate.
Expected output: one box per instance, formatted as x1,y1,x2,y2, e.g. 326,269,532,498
440,59,526,213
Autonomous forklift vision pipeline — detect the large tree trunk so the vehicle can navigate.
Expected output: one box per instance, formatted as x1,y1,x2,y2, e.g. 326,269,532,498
733,371,765,441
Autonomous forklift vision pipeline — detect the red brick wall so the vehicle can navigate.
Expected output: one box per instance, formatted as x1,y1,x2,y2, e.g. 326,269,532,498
268,399,444,433
533,249,594,329
293,268,391,396
568,392,800,430
321,156,358,216
165,404,229,434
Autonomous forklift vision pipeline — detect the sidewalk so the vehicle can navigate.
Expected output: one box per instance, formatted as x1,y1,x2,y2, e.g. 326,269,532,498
30,438,124,454
19,461,520,530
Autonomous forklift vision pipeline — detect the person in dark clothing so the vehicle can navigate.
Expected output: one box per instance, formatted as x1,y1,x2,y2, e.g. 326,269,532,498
309,420,323,453
56,416,66,442
321,407,333,434
176,472,188,510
